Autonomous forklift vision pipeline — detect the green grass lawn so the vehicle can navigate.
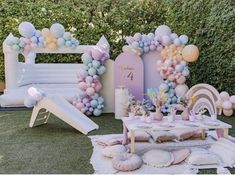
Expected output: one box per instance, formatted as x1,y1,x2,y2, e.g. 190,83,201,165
0,110,234,174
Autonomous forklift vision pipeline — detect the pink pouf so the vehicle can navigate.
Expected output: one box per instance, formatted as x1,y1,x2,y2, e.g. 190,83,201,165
112,153,142,171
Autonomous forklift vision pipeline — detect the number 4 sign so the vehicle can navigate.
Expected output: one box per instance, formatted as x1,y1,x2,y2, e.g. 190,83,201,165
114,52,144,100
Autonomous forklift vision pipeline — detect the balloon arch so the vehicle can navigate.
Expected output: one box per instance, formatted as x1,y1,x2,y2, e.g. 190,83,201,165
122,25,199,113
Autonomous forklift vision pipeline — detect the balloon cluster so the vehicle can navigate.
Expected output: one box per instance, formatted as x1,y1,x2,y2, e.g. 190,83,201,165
123,25,199,113
73,46,110,116
216,91,235,117
5,21,80,57
24,87,46,108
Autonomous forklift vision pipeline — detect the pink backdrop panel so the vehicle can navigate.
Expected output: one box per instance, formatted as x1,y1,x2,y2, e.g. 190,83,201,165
114,52,144,100
142,51,163,93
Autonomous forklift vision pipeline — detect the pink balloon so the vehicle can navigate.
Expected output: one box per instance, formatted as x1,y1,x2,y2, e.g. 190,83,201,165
91,47,103,60
86,87,95,96
220,91,230,101
168,74,175,81
176,76,186,84
78,82,87,91
81,108,86,113
222,101,232,110
85,76,93,84
94,82,102,92
126,36,135,44
150,44,156,51
77,69,88,78
76,102,84,110
82,98,89,104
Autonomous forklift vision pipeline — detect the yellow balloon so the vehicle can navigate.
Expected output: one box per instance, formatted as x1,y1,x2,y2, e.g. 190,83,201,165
223,109,233,117
182,45,199,62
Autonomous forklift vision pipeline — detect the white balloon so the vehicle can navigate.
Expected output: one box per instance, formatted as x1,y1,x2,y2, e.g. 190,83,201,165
175,84,189,98
50,23,65,38
179,35,188,45
18,22,35,38
155,25,171,37
26,52,36,64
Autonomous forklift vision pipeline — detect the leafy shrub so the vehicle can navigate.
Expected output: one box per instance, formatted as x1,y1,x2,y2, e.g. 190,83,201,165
0,0,234,93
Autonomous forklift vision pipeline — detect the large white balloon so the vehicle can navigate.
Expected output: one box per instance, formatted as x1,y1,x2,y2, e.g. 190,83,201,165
175,84,189,98
19,22,36,38
50,23,65,38
155,25,171,37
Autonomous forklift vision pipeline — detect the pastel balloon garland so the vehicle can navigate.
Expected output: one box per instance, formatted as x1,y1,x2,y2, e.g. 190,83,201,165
123,25,199,113
73,45,110,116
5,21,79,59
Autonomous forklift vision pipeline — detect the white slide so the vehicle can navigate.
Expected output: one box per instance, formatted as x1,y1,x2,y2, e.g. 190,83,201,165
29,96,99,135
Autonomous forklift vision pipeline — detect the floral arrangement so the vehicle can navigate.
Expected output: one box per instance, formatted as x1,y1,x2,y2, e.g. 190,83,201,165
125,94,147,116
177,95,197,109
147,88,168,112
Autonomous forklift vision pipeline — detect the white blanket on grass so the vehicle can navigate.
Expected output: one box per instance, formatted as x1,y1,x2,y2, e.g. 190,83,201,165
89,134,217,174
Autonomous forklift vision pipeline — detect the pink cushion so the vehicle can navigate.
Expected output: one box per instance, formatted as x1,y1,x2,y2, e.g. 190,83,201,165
172,149,190,165
112,153,142,171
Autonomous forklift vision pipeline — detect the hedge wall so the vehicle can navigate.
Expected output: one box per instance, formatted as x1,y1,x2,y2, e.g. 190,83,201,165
1,0,234,93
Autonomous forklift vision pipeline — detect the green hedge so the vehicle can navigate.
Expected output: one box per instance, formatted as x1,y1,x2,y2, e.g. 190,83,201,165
1,0,234,93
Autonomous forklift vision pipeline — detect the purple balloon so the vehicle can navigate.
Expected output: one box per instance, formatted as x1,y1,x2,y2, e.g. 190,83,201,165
85,76,93,84
133,33,142,41
77,69,88,78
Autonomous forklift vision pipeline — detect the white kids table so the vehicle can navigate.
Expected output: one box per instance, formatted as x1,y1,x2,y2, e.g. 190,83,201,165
122,115,232,153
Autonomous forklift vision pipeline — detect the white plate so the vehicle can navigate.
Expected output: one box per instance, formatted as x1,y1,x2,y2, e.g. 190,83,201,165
183,122,200,127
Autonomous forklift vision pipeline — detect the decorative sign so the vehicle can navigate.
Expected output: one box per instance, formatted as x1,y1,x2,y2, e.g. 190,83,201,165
114,52,144,100
142,51,163,93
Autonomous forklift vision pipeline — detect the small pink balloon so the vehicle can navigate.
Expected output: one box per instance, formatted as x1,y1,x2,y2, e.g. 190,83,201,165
86,87,95,96
126,36,135,44
82,98,89,104
220,91,230,101
76,102,84,110
91,47,103,60
78,82,87,91
91,83,96,88
150,44,156,51
95,82,102,92
81,108,86,113
30,43,37,49
176,76,186,84
77,69,88,78
222,101,232,110
133,33,142,41
24,38,31,44
168,74,175,81
85,76,93,84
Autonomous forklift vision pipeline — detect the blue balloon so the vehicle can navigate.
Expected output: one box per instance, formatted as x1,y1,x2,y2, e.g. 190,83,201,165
65,40,72,47
24,96,37,108
97,66,106,75
39,37,44,43
30,36,38,43
57,38,65,46
98,97,104,103
175,64,184,73
91,100,98,108
93,108,102,116
91,93,99,100
63,32,71,40
71,44,77,49
179,35,188,45
88,63,93,68
50,23,65,38
92,60,101,68
182,68,190,76
35,30,41,37
88,68,97,76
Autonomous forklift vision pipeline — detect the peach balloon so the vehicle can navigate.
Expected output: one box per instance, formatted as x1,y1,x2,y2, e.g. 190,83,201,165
169,44,177,51
176,76,186,84
168,74,175,81
223,109,233,117
47,43,56,50
182,45,199,62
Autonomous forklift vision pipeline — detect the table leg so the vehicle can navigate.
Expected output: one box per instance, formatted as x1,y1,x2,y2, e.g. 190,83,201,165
122,123,128,145
201,129,206,140
130,130,135,153
223,128,229,137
